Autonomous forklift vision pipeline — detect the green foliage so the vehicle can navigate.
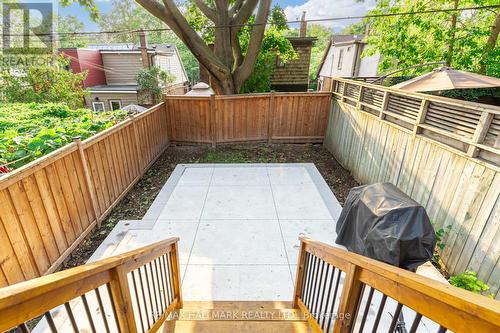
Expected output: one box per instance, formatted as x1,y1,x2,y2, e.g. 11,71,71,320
0,56,88,109
136,66,176,103
0,103,126,169
364,0,500,77
58,15,88,48
184,1,215,44
449,271,493,297
432,225,452,269
341,21,367,35
239,6,297,93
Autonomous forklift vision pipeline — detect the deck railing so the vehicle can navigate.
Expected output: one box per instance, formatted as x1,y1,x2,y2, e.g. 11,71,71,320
293,237,500,333
0,103,169,288
332,78,500,165
0,237,182,333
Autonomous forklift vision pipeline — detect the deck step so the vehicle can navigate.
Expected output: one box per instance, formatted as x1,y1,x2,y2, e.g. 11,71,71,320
161,301,312,332
161,320,313,332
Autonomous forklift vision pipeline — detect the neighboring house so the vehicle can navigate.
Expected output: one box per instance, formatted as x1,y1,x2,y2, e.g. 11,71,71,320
60,40,189,112
317,35,381,91
270,36,316,92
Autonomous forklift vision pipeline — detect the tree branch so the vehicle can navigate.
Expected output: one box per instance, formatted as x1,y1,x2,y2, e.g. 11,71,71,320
233,0,258,24
229,0,244,17
136,0,230,81
233,0,271,91
193,0,217,22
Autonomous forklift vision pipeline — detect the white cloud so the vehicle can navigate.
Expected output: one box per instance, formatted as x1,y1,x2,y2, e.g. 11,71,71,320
284,0,376,32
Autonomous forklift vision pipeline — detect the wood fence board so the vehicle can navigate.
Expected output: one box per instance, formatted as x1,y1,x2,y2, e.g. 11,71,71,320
21,175,60,263
44,164,77,244
0,190,38,279
7,182,51,274
33,169,68,253
62,154,90,229
456,174,500,273
0,220,25,284
447,166,496,272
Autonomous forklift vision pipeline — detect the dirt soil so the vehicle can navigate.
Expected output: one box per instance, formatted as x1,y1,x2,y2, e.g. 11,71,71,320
61,143,358,270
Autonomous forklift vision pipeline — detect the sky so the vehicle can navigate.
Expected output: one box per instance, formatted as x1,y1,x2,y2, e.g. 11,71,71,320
58,0,376,32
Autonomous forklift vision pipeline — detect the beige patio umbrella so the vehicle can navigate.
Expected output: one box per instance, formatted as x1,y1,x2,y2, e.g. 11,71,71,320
391,67,500,92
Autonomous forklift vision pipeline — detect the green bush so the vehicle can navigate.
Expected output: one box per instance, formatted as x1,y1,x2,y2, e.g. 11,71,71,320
449,270,492,298
0,103,127,169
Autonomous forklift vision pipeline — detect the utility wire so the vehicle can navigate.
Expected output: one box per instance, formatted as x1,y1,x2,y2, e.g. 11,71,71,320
3,4,499,37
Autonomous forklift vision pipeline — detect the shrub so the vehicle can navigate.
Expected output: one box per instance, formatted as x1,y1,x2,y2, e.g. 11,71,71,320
449,270,492,298
0,103,126,169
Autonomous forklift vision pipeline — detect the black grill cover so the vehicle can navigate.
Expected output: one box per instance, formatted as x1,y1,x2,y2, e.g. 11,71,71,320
335,183,436,270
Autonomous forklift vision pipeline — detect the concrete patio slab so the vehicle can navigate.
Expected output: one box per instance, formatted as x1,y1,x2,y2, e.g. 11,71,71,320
189,219,287,265
182,264,294,301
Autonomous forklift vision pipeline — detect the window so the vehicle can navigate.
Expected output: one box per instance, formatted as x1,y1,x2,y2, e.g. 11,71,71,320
92,101,105,112
337,49,344,70
109,100,122,111
276,57,285,68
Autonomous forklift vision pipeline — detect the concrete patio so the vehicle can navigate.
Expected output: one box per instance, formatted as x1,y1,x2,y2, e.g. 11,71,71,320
89,163,343,301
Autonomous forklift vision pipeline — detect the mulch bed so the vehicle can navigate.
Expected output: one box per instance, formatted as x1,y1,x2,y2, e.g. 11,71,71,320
61,143,358,270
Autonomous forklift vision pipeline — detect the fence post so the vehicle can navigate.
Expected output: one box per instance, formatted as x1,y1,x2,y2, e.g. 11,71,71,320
268,91,276,144
109,265,138,333
210,94,217,148
333,263,364,333
73,137,101,226
292,238,307,308
171,241,183,308
413,99,429,135
379,90,390,120
356,85,364,109
467,111,494,157
130,115,143,170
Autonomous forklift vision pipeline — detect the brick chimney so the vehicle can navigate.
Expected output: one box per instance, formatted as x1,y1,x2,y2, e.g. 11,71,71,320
299,11,307,37
139,29,150,69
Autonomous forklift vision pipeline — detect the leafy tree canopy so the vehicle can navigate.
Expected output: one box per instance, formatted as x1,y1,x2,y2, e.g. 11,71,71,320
0,56,88,109
363,0,500,77
136,66,176,103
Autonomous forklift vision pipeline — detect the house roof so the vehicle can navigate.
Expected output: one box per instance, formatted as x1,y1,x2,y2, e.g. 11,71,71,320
331,34,365,45
286,36,317,46
86,43,177,54
88,84,138,93
316,35,366,78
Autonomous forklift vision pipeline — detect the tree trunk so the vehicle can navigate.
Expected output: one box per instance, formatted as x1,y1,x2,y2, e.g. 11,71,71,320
136,0,271,94
446,0,459,67
479,11,500,75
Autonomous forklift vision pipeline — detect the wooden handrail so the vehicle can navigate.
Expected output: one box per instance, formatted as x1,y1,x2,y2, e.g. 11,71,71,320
294,237,500,333
0,237,182,332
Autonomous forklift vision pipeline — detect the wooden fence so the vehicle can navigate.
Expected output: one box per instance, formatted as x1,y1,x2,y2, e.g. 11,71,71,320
324,78,500,298
0,103,169,288
165,92,332,144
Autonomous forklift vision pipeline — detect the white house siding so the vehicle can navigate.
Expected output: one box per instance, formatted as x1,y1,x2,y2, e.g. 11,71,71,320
102,53,144,85
154,52,188,85
86,92,139,111
319,42,379,79
357,45,380,77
